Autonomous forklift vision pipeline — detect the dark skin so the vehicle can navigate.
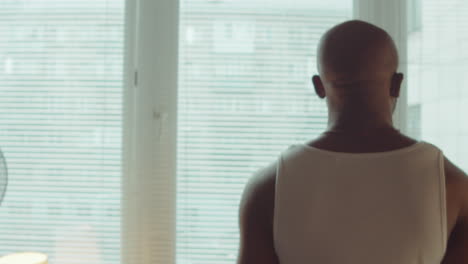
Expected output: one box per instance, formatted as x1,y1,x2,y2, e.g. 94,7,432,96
238,20,468,264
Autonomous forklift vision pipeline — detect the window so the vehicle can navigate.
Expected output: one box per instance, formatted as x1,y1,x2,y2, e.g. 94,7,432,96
407,0,468,171
0,1,464,264
178,0,351,263
0,1,125,263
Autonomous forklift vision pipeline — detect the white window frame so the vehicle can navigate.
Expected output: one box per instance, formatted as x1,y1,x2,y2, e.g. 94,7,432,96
122,0,179,263
123,0,408,263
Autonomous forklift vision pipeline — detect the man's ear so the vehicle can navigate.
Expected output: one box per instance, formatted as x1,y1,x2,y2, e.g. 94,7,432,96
312,75,326,99
390,73,404,98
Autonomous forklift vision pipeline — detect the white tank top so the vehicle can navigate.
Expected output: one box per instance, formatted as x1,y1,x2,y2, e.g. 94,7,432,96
274,141,447,264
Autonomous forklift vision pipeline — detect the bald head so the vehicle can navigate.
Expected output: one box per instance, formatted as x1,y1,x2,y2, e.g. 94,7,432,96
317,20,399,86
313,20,404,127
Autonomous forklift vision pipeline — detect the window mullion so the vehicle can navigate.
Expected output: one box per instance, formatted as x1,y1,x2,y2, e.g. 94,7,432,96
122,0,179,263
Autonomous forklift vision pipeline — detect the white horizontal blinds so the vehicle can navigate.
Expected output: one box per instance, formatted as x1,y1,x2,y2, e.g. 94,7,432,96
177,1,351,263
0,1,124,263
407,0,468,171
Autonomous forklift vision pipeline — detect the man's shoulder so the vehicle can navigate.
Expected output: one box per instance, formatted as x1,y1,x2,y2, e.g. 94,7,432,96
238,162,280,263
241,163,277,207
240,144,302,218
443,157,468,233
444,157,468,201
239,162,277,228
441,157,468,263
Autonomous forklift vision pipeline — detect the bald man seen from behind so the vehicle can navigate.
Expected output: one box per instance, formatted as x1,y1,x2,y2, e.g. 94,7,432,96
237,20,468,264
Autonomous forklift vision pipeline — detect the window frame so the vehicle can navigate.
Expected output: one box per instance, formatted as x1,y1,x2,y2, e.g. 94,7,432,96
122,0,179,263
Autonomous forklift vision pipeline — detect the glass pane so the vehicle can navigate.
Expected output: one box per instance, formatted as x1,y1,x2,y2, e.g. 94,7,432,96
0,1,125,263
178,1,351,263
407,0,468,172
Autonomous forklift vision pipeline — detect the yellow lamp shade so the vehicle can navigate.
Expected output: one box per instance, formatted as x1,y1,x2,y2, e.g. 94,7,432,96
0,252,48,264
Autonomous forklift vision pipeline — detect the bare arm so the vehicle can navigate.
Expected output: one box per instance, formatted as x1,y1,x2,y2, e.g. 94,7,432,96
237,165,280,264
442,213,468,264
441,159,468,264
